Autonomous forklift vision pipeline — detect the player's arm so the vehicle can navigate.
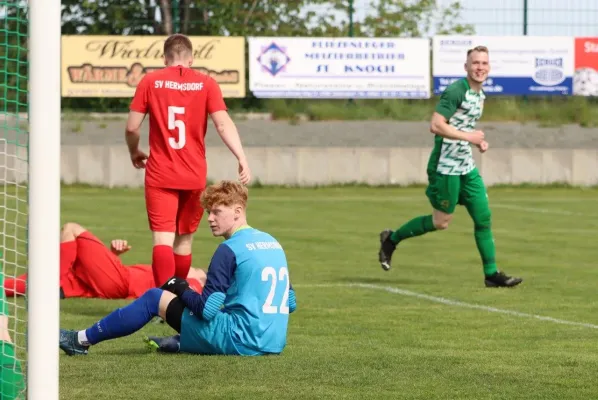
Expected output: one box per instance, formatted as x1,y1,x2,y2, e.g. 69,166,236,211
205,78,250,183
179,244,236,320
126,76,149,148
125,77,150,168
430,113,471,141
429,87,472,142
210,110,247,164
125,111,145,153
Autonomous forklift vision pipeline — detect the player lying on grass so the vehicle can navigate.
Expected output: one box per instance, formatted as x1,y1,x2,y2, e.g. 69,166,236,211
3,222,205,300
378,45,522,288
59,180,296,356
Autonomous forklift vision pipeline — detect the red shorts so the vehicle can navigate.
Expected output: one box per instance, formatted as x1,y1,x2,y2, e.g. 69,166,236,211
61,232,130,299
145,186,204,235
126,264,157,299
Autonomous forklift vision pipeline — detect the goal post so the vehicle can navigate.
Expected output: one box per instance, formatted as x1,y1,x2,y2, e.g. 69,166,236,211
27,0,61,398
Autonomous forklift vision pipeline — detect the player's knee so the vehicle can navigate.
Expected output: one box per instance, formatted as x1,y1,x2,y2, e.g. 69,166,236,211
153,231,176,246
173,233,193,254
435,221,450,230
61,222,85,241
143,288,163,302
432,214,452,230
61,222,77,233
139,288,163,316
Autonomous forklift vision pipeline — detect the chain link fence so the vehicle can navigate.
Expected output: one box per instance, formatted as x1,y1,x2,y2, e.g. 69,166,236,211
306,0,598,37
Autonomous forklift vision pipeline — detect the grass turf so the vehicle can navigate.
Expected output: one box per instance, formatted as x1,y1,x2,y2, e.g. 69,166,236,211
5,185,598,399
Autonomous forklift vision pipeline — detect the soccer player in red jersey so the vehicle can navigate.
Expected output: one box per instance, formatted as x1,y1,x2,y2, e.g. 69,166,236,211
3,222,206,300
124,34,251,287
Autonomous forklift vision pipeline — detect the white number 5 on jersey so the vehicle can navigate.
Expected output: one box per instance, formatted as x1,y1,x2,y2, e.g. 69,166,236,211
261,266,289,314
168,106,186,149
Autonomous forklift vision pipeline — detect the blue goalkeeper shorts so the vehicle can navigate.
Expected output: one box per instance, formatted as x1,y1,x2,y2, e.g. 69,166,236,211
179,309,263,356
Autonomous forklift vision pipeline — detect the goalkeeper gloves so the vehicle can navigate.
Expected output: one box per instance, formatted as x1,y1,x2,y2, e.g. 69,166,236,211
160,276,191,297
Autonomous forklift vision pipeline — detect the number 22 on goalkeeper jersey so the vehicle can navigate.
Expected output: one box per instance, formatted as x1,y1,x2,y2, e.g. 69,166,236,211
232,229,294,353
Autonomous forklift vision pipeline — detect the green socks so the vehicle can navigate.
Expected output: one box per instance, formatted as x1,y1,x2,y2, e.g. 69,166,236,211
474,226,498,276
389,214,498,276
0,341,25,399
390,215,437,244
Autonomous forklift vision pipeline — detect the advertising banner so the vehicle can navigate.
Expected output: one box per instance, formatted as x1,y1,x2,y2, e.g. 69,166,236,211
61,35,245,97
573,37,598,96
248,37,430,98
433,35,574,95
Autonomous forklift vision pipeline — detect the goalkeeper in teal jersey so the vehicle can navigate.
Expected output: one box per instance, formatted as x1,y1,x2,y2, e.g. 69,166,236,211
378,46,522,288
59,180,296,356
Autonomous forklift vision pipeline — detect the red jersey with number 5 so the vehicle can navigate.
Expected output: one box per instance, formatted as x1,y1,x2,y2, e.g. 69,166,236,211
129,66,227,190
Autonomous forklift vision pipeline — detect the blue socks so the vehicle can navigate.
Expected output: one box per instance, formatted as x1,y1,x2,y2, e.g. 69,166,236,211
85,288,162,345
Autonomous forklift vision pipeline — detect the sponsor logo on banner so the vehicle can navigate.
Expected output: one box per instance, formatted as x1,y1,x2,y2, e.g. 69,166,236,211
574,37,598,96
257,42,291,76
248,37,430,99
433,36,574,96
533,58,565,86
61,35,246,97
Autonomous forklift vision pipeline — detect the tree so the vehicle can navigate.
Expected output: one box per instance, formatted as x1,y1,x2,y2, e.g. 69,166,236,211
159,0,173,34
172,0,339,37
61,0,157,35
324,0,474,38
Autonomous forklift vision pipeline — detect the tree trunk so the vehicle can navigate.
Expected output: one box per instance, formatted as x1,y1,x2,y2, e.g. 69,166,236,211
182,0,191,33
159,0,173,35
203,0,209,27
244,0,259,26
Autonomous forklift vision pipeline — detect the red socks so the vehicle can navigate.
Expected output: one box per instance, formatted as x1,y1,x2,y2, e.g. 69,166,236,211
174,254,192,279
152,245,175,287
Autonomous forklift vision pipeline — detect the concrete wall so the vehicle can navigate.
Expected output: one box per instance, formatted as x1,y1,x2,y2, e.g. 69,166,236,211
49,145,598,187
1,143,596,187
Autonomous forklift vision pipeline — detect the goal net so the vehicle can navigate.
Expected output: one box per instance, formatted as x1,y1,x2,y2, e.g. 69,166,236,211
0,1,29,398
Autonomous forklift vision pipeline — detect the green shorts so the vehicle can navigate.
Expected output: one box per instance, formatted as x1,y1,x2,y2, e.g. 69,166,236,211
425,168,487,214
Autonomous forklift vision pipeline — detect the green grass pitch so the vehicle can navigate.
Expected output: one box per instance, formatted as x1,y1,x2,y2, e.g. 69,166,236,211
20,185,598,399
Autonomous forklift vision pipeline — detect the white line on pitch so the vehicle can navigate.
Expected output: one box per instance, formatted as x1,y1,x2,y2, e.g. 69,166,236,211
295,283,598,330
492,203,595,217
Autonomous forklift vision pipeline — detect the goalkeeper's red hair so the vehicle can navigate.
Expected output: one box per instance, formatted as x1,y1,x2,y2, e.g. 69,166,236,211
201,181,249,239
200,180,248,211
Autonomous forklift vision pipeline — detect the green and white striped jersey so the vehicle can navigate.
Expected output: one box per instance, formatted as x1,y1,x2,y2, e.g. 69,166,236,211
428,78,485,175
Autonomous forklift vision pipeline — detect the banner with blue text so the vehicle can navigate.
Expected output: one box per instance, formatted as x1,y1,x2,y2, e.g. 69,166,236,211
433,35,574,96
248,37,430,99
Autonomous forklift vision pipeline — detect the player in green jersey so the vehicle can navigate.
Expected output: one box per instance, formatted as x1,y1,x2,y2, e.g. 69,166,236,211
378,46,522,288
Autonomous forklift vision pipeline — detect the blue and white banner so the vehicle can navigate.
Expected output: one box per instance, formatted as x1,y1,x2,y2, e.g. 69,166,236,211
248,37,430,99
433,35,574,95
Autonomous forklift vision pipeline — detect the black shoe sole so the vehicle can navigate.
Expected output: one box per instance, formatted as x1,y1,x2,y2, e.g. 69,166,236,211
379,230,393,271
485,278,523,288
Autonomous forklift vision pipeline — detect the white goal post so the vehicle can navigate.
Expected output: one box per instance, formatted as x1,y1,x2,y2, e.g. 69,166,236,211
27,0,61,398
